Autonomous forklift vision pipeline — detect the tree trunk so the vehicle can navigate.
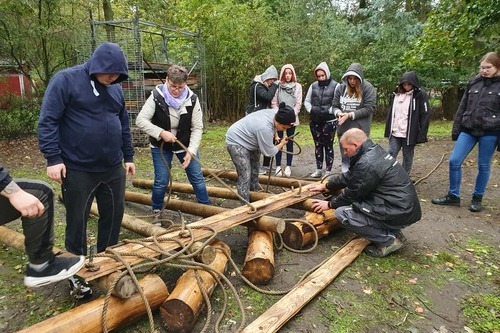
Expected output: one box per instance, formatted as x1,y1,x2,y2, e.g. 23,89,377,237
160,239,230,332
17,274,169,333
241,230,275,285
281,210,340,249
102,0,115,41
441,86,459,120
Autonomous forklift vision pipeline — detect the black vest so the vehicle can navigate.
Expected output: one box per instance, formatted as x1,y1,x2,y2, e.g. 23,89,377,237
149,88,197,151
310,80,337,123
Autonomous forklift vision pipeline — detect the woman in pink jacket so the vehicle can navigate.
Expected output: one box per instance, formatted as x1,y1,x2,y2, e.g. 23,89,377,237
271,64,302,177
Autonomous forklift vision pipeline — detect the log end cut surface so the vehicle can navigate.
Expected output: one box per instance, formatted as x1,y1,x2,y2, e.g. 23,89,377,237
160,299,196,333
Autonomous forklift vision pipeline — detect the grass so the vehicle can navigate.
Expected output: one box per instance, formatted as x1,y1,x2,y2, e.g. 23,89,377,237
3,119,498,332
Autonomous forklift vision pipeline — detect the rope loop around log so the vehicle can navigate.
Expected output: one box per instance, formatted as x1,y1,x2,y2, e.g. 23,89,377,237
289,180,302,197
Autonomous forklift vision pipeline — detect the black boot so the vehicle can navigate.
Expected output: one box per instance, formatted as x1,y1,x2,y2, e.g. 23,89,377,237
469,194,483,212
432,193,460,206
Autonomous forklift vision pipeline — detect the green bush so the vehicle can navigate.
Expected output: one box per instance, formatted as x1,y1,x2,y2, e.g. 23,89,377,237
0,98,40,139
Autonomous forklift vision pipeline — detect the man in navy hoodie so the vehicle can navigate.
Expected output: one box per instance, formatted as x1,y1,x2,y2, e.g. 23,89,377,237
38,42,135,298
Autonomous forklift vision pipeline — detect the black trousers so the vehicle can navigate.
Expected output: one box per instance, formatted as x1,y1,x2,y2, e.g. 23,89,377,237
0,179,54,264
62,166,125,255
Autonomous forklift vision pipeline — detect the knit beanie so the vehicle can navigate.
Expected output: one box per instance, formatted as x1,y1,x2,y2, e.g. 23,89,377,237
275,102,296,125
261,65,278,82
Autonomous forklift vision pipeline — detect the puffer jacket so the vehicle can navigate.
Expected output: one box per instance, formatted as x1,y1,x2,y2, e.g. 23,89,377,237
452,74,500,140
326,139,421,226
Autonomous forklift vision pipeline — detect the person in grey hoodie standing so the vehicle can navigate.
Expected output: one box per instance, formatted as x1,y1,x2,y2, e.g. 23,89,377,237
384,71,430,174
332,63,377,172
245,65,279,174
38,42,135,298
304,62,338,178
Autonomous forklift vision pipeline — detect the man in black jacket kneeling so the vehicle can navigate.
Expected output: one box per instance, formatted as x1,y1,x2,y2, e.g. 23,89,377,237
309,128,422,257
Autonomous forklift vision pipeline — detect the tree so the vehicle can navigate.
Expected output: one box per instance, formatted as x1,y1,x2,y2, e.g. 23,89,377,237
404,0,500,119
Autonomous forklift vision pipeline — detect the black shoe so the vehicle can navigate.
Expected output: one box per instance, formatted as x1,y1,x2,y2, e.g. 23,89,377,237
364,239,404,257
432,193,460,206
68,275,93,300
24,254,85,288
469,194,483,212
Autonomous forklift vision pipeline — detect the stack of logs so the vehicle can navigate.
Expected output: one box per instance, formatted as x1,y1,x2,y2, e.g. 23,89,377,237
0,170,368,333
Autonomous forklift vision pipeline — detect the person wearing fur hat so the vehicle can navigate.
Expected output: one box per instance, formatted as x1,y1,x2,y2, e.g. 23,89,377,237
245,65,279,174
332,63,377,172
384,71,430,174
271,64,303,177
226,103,295,202
304,62,339,178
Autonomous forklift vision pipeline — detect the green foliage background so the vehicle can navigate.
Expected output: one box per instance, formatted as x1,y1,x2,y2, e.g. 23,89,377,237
0,0,499,123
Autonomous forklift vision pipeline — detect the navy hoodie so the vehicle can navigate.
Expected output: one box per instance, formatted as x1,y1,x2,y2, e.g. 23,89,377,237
38,42,134,172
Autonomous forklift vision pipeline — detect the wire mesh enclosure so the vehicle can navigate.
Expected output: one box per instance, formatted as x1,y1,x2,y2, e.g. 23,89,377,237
77,10,206,146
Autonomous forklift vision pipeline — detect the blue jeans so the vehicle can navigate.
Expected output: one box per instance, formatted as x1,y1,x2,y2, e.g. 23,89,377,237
448,132,498,197
151,147,210,210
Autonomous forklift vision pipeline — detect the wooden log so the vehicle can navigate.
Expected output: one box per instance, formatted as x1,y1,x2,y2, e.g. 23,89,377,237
79,181,320,282
281,210,341,249
241,230,275,285
160,239,230,333
92,272,137,299
125,191,286,233
17,274,169,333
0,226,62,254
187,241,217,265
91,203,165,237
132,179,318,212
201,167,314,188
241,238,370,333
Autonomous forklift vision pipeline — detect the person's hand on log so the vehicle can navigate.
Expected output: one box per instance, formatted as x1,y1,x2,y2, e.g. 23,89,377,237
311,199,330,213
308,183,327,192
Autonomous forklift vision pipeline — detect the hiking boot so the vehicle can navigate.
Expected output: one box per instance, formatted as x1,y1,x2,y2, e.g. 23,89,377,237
275,166,283,177
432,193,460,206
24,254,85,288
469,194,483,212
310,169,323,178
284,166,292,177
364,238,404,257
68,275,93,300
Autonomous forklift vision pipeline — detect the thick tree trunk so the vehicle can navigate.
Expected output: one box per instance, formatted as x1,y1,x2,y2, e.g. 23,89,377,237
160,239,230,332
281,210,340,249
17,274,169,333
241,230,275,285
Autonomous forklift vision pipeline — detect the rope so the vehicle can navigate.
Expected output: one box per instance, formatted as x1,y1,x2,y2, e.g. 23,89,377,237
93,134,335,332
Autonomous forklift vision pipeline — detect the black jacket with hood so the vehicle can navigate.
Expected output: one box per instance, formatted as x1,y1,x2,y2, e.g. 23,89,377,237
384,71,430,145
326,139,421,227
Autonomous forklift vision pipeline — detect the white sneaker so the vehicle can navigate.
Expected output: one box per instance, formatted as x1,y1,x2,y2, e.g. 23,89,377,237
275,166,283,177
284,166,291,177
324,170,332,177
310,169,323,178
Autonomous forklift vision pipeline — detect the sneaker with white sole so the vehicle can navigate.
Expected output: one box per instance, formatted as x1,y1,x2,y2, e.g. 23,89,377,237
68,275,93,300
24,254,85,288
310,169,323,178
284,166,292,177
258,166,269,175
275,166,283,177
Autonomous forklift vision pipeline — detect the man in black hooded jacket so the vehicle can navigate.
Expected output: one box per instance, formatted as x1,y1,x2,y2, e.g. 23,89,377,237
309,128,422,257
